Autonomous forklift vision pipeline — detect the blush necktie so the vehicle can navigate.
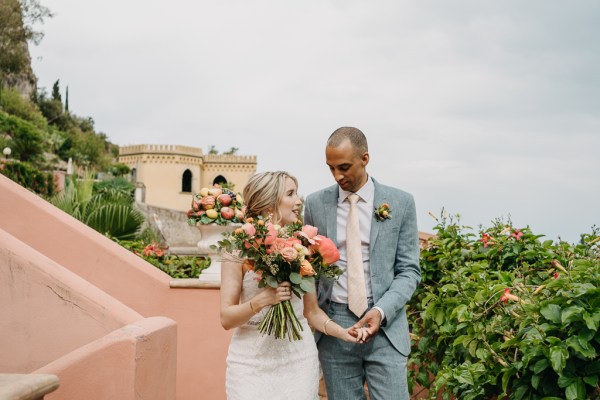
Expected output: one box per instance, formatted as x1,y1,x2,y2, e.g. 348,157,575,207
346,193,368,317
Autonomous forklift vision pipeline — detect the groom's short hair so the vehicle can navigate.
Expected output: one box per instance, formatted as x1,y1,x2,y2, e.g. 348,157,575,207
327,127,368,156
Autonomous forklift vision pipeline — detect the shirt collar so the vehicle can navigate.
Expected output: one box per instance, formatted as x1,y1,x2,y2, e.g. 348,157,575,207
338,176,374,204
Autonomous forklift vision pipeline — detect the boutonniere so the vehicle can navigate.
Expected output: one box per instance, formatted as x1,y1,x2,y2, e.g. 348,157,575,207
374,203,391,221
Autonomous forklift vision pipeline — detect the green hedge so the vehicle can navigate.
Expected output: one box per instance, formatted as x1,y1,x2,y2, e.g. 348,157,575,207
117,239,211,279
409,215,600,399
0,111,47,163
0,160,54,196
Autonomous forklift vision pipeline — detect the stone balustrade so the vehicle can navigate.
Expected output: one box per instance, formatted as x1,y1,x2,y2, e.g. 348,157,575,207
0,374,59,400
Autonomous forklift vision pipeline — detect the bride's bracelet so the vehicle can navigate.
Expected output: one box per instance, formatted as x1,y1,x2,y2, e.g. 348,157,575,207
249,300,257,314
323,318,333,335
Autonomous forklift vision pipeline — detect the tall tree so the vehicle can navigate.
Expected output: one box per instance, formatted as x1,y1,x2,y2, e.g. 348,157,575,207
0,0,52,97
51,79,61,102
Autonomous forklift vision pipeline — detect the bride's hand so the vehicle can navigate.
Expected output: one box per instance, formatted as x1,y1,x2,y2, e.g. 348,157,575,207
259,281,292,306
340,327,360,343
348,326,370,344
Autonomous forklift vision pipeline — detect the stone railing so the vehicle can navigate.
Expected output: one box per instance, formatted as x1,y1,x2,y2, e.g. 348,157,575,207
0,374,59,400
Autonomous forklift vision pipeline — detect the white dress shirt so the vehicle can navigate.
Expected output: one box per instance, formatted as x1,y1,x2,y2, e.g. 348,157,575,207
331,177,385,320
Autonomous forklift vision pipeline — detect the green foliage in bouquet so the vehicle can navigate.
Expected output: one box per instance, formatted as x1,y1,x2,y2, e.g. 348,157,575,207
187,185,244,226
408,212,600,400
117,239,211,279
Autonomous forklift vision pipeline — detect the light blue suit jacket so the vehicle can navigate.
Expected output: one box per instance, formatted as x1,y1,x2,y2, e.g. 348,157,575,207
304,178,421,355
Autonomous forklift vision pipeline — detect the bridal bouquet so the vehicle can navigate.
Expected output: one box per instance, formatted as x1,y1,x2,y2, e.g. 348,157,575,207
215,217,342,340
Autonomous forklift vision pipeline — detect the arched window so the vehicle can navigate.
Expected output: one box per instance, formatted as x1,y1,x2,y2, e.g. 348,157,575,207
130,168,137,183
182,169,192,193
213,175,227,186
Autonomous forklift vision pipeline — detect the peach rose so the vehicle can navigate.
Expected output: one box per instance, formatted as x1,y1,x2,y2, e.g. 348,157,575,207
297,225,319,243
302,225,319,239
280,247,299,262
313,236,340,264
293,243,310,258
267,237,287,254
242,223,256,236
264,223,278,246
300,259,316,276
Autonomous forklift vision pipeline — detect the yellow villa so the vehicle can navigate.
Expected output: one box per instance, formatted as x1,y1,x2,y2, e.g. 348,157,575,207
118,144,257,212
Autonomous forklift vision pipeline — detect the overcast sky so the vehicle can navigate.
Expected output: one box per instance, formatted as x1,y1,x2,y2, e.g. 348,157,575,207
30,0,599,243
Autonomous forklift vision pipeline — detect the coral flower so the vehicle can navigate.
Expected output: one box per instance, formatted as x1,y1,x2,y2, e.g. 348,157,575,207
297,225,319,243
299,259,316,276
481,233,493,248
313,235,340,264
264,223,278,246
511,230,523,240
500,288,522,304
242,223,256,236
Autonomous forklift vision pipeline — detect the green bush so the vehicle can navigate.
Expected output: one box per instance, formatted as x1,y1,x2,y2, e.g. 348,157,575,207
0,160,54,196
117,239,211,279
0,87,47,128
409,214,600,399
0,110,47,163
49,173,144,241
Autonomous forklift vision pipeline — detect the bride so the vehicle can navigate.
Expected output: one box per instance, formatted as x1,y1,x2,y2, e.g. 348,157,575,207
220,171,362,400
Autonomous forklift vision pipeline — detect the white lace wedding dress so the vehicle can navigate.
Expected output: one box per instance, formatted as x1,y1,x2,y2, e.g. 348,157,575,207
225,270,320,400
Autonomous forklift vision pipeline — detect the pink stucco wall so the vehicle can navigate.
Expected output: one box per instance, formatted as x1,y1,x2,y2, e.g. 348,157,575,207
0,228,140,372
36,317,177,400
0,174,231,399
0,227,177,399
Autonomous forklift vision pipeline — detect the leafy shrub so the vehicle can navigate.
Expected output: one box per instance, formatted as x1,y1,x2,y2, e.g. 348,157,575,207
409,214,600,400
94,177,135,198
117,240,211,279
0,87,47,128
0,110,47,163
49,173,144,240
0,159,54,196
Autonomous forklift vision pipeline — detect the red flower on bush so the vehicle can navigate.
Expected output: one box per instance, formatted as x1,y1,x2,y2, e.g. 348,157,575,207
481,233,493,248
499,288,521,304
143,243,165,258
511,229,523,240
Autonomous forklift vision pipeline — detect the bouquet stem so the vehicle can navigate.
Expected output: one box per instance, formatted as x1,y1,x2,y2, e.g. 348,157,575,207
257,300,304,341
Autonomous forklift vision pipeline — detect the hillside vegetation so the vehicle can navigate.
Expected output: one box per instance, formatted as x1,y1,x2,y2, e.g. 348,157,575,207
1,0,119,189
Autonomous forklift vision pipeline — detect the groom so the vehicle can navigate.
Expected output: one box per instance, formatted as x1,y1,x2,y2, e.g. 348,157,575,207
304,127,421,400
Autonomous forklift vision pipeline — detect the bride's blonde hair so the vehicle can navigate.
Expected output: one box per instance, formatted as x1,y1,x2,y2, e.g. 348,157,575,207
243,171,298,225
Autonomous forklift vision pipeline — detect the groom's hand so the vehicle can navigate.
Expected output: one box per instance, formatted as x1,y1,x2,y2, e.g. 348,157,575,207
352,309,382,343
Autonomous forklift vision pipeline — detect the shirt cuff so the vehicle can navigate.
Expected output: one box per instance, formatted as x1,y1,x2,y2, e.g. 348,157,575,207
373,306,385,323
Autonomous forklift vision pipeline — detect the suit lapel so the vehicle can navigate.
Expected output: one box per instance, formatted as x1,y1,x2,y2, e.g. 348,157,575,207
369,179,383,254
324,186,339,245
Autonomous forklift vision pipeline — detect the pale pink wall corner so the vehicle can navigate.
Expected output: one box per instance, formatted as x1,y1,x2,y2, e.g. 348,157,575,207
0,226,177,399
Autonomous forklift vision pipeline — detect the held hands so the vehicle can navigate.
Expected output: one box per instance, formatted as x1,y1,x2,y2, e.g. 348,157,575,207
351,308,382,344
